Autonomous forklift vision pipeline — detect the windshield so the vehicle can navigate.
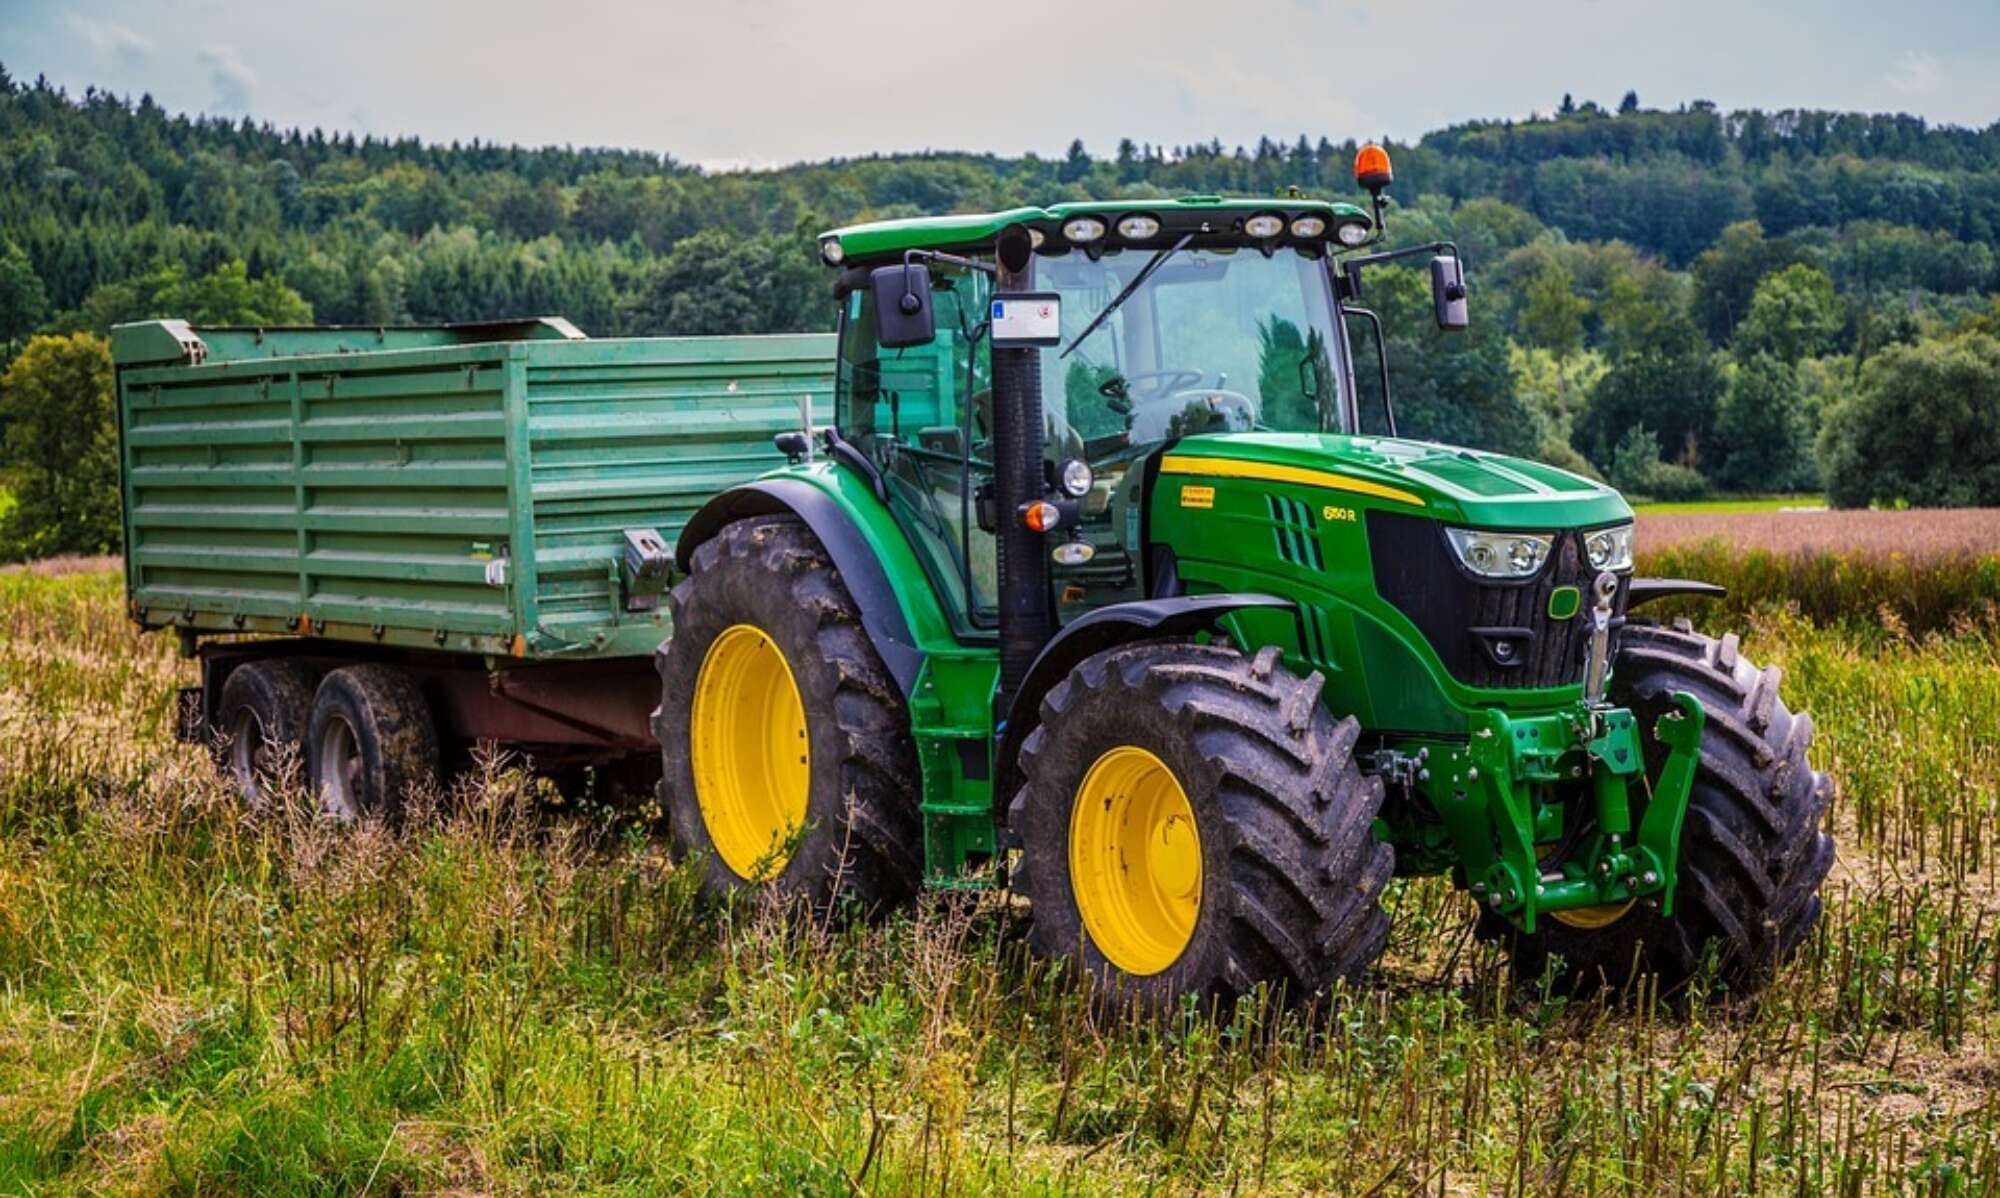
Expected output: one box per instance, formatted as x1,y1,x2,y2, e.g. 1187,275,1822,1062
832,245,1349,639
1037,246,1346,450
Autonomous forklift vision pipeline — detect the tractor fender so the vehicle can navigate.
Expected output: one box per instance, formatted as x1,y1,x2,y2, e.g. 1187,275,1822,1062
674,478,924,697
994,593,1296,826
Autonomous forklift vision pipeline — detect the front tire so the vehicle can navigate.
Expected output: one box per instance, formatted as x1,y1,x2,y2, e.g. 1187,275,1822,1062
654,515,922,914
1483,623,1836,996
1009,642,1393,1011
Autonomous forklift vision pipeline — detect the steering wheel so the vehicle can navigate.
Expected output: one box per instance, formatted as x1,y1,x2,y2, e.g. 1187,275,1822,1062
1103,369,1204,402
1126,389,1261,441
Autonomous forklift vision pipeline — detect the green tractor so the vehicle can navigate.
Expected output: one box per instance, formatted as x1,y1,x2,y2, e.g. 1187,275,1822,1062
655,145,1835,1004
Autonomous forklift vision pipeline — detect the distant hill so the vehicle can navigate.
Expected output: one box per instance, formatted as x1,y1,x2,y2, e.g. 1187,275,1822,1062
1,64,1994,335
1,64,1997,535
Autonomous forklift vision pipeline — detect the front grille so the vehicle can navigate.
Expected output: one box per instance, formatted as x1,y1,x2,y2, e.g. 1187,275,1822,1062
1267,494,1325,571
1367,511,1630,690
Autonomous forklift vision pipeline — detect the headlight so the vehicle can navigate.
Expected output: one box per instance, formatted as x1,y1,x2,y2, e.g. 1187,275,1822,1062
1058,458,1094,498
1062,217,1106,243
1335,222,1370,247
1244,213,1285,239
1446,528,1554,579
819,237,845,265
1583,524,1635,572
1116,214,1160,240
1288,215,1327,240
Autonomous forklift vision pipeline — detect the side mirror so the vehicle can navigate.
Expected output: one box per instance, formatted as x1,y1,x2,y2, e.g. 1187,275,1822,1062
870,262,935,348
1430,255,1468,331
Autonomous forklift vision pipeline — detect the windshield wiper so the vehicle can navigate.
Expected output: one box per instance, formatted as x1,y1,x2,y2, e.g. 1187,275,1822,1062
1059,233,1194,359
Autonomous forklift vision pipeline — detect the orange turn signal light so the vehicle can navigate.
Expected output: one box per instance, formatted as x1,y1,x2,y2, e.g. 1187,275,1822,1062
1023,501,1061,533
1355,142,1393,191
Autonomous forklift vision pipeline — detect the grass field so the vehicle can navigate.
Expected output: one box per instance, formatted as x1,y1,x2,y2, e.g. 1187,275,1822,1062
3,563,1999,1195
1630,494,1826,516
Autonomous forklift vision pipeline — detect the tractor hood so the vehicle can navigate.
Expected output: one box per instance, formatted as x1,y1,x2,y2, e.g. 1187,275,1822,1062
1166,433,1632,529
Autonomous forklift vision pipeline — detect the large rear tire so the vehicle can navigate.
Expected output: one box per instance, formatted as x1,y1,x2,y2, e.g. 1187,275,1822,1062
1481,623,1836,996
654,515,921,914
1009,642,1393,1011
216,658,317,805
305,664,438,821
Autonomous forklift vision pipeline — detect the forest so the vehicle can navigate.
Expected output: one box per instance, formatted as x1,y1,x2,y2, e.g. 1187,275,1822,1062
2,69,1998,557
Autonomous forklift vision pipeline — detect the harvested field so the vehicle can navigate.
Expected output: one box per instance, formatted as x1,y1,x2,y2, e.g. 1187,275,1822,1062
4,562,2000,1195
1637,508,2000,557
1636,510,2000,635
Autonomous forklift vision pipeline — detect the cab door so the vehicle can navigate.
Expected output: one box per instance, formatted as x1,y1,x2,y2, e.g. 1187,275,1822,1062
837,270,998,638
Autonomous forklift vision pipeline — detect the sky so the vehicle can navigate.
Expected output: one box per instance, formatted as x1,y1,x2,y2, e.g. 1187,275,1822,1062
4,0,1998,171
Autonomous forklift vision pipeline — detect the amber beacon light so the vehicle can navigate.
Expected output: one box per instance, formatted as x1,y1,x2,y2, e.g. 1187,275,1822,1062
1354,143,1394,193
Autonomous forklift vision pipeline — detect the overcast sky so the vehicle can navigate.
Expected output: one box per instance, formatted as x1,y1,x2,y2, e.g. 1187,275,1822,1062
5,0,1997,170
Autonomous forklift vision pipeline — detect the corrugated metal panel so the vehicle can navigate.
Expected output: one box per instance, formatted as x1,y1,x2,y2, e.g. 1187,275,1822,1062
119,331,839,661
522,335,835,652
123,348,519,650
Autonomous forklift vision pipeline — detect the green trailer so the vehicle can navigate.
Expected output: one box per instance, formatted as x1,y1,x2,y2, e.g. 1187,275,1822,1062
112,317,833,802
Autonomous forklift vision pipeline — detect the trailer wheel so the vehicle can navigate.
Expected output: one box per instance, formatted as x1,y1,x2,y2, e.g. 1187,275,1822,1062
216,659,317,804
306,664,439,821
1008,642,1393,1011
655,515,921,914
1479,623,1835,997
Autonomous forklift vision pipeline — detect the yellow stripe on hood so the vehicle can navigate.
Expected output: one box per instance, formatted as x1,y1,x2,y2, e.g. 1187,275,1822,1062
1158,454,1426,508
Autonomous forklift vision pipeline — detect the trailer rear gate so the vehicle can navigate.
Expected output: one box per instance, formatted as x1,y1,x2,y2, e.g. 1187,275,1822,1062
111,320,836,663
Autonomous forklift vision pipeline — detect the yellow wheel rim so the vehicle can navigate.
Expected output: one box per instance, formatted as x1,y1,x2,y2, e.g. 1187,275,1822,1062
1538,843,1635,930
1069,747,1202,976
690,624,810,880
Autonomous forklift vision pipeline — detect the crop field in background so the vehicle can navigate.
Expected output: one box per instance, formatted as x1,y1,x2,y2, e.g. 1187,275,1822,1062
2,555,1999,1195
1634,510,2000,637
1630,495,1827,517
1636,509,2000,557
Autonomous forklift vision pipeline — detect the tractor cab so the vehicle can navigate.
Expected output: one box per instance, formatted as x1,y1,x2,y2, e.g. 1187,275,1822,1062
822,195,1427,636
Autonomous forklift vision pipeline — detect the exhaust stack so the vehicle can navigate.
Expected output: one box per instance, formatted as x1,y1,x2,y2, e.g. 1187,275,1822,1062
990,225,1052,711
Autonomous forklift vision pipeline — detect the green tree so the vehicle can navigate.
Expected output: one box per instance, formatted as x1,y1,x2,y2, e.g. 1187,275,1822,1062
0,240,48,345
1690,221,1797,343
1518,261,1586,358
1357,266,1534,455
1818,332,2000,508
1608,423,1708,500
72,260,312,329
1735,263,1841,364
619,229,828,336
1510,344,1606,477
1715,353,1815,491
0,333,120,558
1448,198,1546,269
1572,315,1725,472
1058,139,1092,184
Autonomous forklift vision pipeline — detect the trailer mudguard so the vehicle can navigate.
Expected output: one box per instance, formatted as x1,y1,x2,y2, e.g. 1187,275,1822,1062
993,593,1295,822
675,478,925,696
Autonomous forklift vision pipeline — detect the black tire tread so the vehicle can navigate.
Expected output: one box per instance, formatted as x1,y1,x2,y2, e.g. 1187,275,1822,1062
1483,623,1836,995
306,663,438,819
654,515,921,913
1009,641,1393,1008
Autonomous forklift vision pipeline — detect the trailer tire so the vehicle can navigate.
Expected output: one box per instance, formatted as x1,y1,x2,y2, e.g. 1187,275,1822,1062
1008,642,1392,1012
655,515,921,915
306,664,439,821
216,659,318,804
1479,623,1835,997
